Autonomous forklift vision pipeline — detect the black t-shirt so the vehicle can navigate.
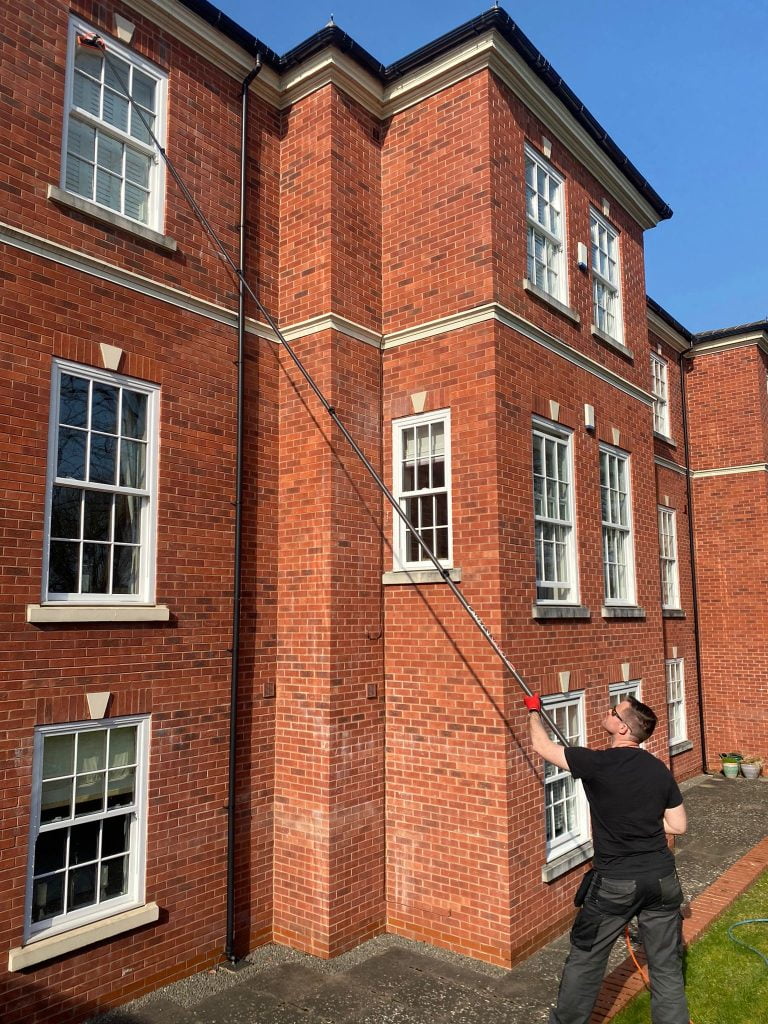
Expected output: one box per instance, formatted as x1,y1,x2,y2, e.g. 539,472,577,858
564,746,683,877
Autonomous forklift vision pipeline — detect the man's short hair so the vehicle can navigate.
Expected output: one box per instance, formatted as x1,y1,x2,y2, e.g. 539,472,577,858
625,694,657,742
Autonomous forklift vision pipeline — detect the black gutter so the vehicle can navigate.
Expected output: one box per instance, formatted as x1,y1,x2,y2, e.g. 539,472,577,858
225,56,263,966
678,340,709,775
177,3,671,222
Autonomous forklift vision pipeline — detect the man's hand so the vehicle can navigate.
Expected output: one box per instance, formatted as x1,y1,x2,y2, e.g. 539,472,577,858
524,692,542,713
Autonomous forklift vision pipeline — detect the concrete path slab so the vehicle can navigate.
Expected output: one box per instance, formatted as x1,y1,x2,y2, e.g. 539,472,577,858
87,775,768,1024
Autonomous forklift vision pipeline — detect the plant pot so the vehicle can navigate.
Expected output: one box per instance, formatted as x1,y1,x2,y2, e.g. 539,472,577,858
721,762,740,778
741,763,762,780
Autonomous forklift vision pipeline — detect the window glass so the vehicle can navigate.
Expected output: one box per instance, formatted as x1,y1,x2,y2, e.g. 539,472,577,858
28,720,147,938
393,411,452,569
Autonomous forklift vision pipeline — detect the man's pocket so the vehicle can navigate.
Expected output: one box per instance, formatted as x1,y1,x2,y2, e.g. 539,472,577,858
591,876,638,916
659,870,683,910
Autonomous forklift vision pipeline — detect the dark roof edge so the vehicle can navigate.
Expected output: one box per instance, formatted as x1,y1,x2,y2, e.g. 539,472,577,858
694,319,768,344
177,3,671,221
175,0,280,66
647,296,693,342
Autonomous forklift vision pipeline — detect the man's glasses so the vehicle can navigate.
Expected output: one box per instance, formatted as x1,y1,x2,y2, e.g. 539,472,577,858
611,705,627,725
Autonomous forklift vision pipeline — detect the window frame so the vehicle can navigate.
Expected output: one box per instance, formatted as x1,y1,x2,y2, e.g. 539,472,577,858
651,353,670,437
525,144,568,304
541,692,589,862
62,16,168,231
609,681,642,706
665,659,687,746
391,408,453,572
24,716,150,943
599,444,636,606
532,417,579,604
658,506,681,610
42,359,160,606
590,208,623,343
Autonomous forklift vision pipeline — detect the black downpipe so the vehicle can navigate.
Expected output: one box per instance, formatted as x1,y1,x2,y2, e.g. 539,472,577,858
680,352,709,774
225,57,262,965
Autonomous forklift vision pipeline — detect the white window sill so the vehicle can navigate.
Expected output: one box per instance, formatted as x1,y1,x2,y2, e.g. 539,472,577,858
591,325,633,359
382,568,462,586
8,903,159,971
662,608,686,619
27,604,171,624
541,841,593,883
669,739,693,756
522,279,580,324
601,605,645,620
48,185,177,252
532,603,590,620
653,431,676,447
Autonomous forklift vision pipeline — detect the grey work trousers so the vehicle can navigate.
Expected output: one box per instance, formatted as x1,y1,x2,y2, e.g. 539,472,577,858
549,870,689,1024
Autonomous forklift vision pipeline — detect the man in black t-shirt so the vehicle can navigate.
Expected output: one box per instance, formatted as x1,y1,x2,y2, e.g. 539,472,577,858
525,692,690,1024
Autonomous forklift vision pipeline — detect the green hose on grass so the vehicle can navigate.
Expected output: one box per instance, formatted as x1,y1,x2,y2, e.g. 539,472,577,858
727,919,768,966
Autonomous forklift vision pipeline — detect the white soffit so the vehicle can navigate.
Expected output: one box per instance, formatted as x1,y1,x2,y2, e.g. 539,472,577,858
647,308,691,354
140,3,660,228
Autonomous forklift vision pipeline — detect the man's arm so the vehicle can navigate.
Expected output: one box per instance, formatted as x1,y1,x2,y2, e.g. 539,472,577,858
663,802,687,836
526,704,570,771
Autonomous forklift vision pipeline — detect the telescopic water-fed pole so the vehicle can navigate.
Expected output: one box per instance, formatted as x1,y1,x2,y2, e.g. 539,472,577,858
76,33,570,749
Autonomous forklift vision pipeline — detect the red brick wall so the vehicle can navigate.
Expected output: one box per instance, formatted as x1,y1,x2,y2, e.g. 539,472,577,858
1,0,282,1017
273,83,385,958
686,347,768,770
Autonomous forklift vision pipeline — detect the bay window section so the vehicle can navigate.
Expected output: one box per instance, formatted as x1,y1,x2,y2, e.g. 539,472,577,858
392,410,452,571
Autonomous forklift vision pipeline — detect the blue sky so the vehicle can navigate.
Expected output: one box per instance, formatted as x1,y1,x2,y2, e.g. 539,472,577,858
211,1,767,334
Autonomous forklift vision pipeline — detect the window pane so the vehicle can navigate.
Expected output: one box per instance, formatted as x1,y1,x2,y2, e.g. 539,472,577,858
100,855,129,901
59,375,89,428
120,439,146,488
65,154,94,198
34,830,67,876
43,733,75,779
125,149,150,188
83,490,112,541
95,167,121,211
68,864,97,910
57,427,87,479
40,778,73,823
102,813,130,857
70,820,100,865
112,546,140,594
97,133,123,175
81,543,110,593
75,771,105,816
132,70,156,112
107,766,136,808
102,89,129,133
121,391,147,440
114,494,140,542
67,119,96,162
77,730,106,774
32,874,64,923
73,70,100,116
89,433,117,484
124,184,149,223
51,487,81,539
109,728,137,768
48,541,79,593
104,56,130,95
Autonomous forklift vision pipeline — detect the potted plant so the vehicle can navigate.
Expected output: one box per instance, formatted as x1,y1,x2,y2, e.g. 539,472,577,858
719,752,742,779
740,755,763,780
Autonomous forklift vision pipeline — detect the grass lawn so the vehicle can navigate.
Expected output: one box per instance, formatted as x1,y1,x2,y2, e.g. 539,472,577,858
609,869,768,1024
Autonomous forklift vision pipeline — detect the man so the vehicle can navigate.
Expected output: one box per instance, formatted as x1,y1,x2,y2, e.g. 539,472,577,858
525,692,689,1024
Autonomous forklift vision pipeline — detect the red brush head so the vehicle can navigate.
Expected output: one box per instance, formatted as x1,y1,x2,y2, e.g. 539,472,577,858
76,32,105,51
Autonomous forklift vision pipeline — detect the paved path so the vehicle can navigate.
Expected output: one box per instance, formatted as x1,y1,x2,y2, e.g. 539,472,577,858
89,775,768,1024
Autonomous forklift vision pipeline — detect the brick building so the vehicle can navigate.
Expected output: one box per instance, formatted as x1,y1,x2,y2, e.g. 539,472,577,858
0,2,762,1021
